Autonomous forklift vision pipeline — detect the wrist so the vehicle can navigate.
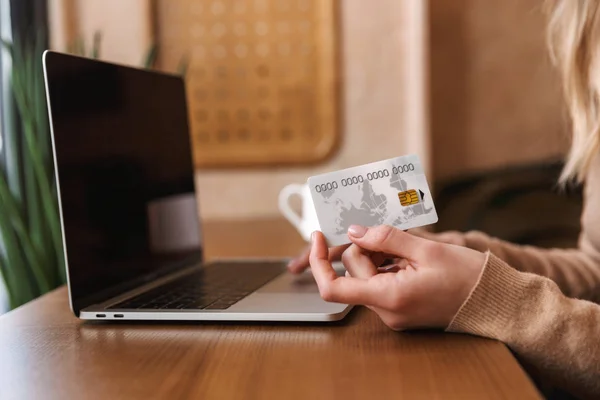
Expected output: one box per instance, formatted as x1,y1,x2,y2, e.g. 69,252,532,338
444,249,489,327
446,252,531,336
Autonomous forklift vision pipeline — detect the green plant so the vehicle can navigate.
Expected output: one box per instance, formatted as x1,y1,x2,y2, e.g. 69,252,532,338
0,32,64,309
68,34,188,75
67,31,102,59
142,42,189,77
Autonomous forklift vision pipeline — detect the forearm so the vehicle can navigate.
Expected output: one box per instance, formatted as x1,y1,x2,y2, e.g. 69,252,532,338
448,253,600,399
462,231,600,300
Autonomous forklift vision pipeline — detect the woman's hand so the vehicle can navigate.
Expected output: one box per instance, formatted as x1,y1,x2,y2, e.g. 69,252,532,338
309,225,486,330
288,228,467,274
287,243,350,274
408,228,467,247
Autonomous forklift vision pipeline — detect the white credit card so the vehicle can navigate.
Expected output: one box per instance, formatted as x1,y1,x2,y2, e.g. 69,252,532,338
307,154,438,246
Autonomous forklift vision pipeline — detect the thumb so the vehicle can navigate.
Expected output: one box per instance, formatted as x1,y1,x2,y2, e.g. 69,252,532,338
347,225,424,258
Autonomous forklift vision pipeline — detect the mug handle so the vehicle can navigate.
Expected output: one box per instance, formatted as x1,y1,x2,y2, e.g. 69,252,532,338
278,184,305,231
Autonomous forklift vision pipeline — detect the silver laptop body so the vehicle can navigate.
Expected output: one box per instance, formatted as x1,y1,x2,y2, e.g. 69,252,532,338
43,51,352,322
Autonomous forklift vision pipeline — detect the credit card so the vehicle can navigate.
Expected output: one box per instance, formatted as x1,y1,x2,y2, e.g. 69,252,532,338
307,154,438,246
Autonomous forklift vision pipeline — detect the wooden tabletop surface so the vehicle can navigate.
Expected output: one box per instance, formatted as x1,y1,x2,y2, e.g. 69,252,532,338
0,218,541,400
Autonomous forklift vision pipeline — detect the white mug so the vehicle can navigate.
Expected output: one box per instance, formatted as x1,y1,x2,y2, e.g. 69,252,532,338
278,183,319,241
147,193,202,253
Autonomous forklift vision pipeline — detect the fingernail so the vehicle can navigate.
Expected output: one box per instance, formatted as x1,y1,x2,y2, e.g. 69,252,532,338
287,259,296,268
311,231,317,242
348,225,367,238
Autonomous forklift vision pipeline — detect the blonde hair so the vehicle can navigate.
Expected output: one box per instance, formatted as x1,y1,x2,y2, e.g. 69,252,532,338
547,0,600,183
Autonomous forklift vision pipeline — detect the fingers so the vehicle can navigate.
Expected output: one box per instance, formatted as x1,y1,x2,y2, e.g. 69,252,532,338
309,231,380,306
348,225,427,259
287,245,311,273
377,258,410,273
408,229,466,247
340,244,378,279
288,243,350,274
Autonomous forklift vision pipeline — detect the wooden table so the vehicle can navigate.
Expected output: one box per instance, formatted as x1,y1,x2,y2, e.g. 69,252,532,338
0,219,541,399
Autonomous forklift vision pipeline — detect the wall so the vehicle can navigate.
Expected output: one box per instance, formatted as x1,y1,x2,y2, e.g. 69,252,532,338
48,0,153,66
48,0,430,220
429,0,568,180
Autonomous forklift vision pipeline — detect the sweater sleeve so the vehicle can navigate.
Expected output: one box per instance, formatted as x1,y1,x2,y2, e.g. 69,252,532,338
447,253,600,400
457,156,600,301
461,231,600,300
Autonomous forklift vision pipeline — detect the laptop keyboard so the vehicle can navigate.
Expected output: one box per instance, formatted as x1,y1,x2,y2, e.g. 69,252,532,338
109,262,284,311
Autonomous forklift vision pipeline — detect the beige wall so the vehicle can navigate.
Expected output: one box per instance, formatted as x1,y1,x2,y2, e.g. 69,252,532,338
49,0,153,67
429,0,568,180
49,0,430,220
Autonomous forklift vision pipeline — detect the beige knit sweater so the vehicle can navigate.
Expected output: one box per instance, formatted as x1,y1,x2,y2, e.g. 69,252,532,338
446,155,600,399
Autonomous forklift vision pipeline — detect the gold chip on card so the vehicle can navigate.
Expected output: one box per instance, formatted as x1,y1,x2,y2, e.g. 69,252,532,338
398,189,420,206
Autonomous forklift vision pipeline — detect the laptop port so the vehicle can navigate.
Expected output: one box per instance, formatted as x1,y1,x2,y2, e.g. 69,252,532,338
96,314,106,318
114,314,124,318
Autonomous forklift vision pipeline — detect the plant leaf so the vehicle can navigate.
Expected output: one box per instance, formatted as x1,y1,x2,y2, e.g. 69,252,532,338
0,40,23,203
76,37,85,56
0,35,66,306
35,30,50,168
20,116,64,285
0,176,36,306
23,131,48,283
142,43,158,69
177,54,190,77
1,39,13,56
91,32,102,59
1,42,54,291
0,166,51,293
0,251,17,309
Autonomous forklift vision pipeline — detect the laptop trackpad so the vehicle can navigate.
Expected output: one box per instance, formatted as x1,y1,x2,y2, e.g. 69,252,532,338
257,262,345,294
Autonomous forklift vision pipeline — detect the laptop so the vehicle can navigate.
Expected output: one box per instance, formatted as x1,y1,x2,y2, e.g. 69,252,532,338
42,51,352,322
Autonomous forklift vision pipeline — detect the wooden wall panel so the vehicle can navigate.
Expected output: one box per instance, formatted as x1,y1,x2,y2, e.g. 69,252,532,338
155,0,339,168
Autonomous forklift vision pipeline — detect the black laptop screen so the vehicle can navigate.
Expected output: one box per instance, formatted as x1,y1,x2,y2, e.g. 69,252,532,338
44,52,203,314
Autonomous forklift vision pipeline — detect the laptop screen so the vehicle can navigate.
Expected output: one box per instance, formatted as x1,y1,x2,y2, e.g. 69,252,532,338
44,52,203,314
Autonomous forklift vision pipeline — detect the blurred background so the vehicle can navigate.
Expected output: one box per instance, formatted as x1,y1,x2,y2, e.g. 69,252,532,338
0,0,583,312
